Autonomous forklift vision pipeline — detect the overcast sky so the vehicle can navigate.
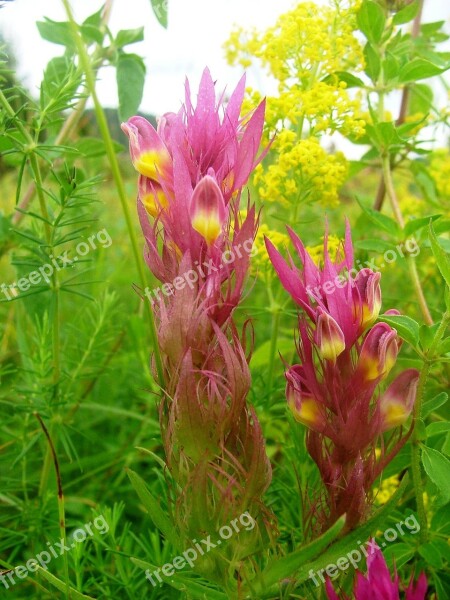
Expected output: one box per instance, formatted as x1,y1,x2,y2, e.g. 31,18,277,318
0,0,448,151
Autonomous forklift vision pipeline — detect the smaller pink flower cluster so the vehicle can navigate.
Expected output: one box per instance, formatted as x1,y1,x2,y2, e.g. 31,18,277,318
266,223,419,530
326,541,427,600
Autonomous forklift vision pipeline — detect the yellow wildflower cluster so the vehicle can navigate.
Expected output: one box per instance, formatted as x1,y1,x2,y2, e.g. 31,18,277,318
374,474,399,505
225,1,363,87
306,235,342,267
254,134,348,207
429,149,450,200
225,1,364,210
251,224,290,278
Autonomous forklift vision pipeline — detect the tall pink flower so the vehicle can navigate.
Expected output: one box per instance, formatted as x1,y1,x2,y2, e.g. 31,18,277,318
326,542,427,600
266,223,419,531
123,69,275,583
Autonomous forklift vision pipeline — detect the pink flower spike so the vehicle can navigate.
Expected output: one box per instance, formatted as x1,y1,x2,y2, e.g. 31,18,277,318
189,175,227,245
121,116,172,181
380,369,420,431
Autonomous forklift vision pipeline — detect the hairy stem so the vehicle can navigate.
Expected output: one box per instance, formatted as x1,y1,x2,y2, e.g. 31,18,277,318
410,310,450,542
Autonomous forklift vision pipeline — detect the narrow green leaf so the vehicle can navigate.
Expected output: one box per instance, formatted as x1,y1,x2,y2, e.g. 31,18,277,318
429,222,450,287
150,0,168,28
36,567,96,599
116,53,146,122
356,197,401,238
404,214,441,237
357,1,386,44
131,557,228,599
421,446,450,503
378,314,420,348
127,468,179,548
257,517,345,591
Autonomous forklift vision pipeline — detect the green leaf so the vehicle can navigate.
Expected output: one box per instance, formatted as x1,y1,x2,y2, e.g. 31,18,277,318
375,121,403,149
419,322,440,351
404,214,441,237
421,446,450,504
81,8,105,45
356,197,401,238
429,222,450,287
251,338,293,369
257,476,409,592
256,517,345,591
382,52,400,80
37,567,96,599
131,557,228,599
409,83,434,116
383,543,414,569
418,541,443,569
426,422,450,438
150,0,168,28
364,42,381,82
322,71,365,88
399,59,445,84
422,392,448,419
116,27,144,48
116,53,146,122
378,314,420,348
127,468,180,548
392,0,420,25
355,239,396,253
36,18,75,49
357,1,386,44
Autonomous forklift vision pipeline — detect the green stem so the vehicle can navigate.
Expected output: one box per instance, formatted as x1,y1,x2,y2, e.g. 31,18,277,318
410,310,450,543
381,153,433,324
61,0,165,388
267,307,281,394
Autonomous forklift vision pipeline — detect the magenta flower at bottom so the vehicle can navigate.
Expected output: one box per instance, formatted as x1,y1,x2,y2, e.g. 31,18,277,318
326,542,427,600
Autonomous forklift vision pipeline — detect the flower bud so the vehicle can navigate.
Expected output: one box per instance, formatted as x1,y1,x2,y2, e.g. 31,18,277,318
315,309,345,362
357,323,399,381
121,116,172,181
189,175,227,245
286,367,325,432
380,369,419,431
353,269,382,332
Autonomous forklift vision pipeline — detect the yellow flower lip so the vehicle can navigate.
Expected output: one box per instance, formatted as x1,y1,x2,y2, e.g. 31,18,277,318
135,149,171,180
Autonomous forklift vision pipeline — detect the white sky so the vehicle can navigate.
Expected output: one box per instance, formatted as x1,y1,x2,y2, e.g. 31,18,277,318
0,0,448,151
